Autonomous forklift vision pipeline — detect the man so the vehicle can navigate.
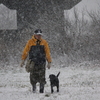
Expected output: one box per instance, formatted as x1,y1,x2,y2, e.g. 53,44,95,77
20,29,52,93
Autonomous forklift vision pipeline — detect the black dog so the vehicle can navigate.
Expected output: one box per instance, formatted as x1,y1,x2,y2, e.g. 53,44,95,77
49,72,60,93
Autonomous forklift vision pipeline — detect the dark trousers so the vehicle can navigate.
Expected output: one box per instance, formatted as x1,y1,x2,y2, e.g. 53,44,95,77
30,62,46,92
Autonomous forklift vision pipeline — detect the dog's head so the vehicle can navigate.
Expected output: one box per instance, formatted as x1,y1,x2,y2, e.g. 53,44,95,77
49,74,56,80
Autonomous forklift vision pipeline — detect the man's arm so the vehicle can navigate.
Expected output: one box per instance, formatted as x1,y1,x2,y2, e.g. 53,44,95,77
20,41,30,67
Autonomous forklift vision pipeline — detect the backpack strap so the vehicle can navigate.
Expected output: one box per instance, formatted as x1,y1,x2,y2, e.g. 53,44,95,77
36,40,41,45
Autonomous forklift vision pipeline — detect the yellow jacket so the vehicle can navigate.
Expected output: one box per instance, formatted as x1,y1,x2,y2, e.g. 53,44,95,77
21,35,52,63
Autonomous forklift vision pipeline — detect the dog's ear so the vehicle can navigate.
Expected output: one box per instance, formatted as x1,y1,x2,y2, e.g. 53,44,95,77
49,75,51,78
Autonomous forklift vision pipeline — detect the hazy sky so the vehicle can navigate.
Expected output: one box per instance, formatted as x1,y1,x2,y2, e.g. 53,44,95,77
65,0,100,20
76,0,100,11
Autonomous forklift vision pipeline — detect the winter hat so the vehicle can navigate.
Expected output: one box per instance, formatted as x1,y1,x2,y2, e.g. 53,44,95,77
34,29,42,35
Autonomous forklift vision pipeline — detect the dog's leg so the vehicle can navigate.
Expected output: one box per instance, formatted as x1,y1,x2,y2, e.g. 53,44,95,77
57,84,59,92
51,85,54,93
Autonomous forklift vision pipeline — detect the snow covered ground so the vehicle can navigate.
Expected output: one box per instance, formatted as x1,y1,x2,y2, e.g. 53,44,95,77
0,60,100,100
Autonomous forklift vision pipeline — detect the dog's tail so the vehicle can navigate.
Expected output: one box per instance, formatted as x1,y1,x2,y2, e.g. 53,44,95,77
57,72,60,77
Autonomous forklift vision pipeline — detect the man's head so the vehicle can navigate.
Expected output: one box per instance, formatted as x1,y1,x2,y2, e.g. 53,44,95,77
34,29,42,40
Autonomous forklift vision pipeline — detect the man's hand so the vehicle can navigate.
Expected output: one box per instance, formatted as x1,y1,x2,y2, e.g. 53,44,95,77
20,60,25,67
47,62,51,69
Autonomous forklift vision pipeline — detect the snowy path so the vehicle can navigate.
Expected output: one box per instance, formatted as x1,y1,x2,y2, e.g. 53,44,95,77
0,62,100,100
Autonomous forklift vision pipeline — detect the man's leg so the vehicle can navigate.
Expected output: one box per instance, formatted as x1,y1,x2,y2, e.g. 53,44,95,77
39,63,46,93
32,83,36,93
30,73,37,93
40,83,44,93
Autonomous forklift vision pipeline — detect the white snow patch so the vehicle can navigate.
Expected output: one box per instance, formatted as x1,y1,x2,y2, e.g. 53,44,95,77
0,61,100,100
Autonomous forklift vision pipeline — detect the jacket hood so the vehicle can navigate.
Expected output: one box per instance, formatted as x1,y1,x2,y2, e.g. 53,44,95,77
32,35,42,42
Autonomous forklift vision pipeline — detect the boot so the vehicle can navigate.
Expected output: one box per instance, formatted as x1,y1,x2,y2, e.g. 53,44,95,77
32,84,36,93
39,83,44,93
